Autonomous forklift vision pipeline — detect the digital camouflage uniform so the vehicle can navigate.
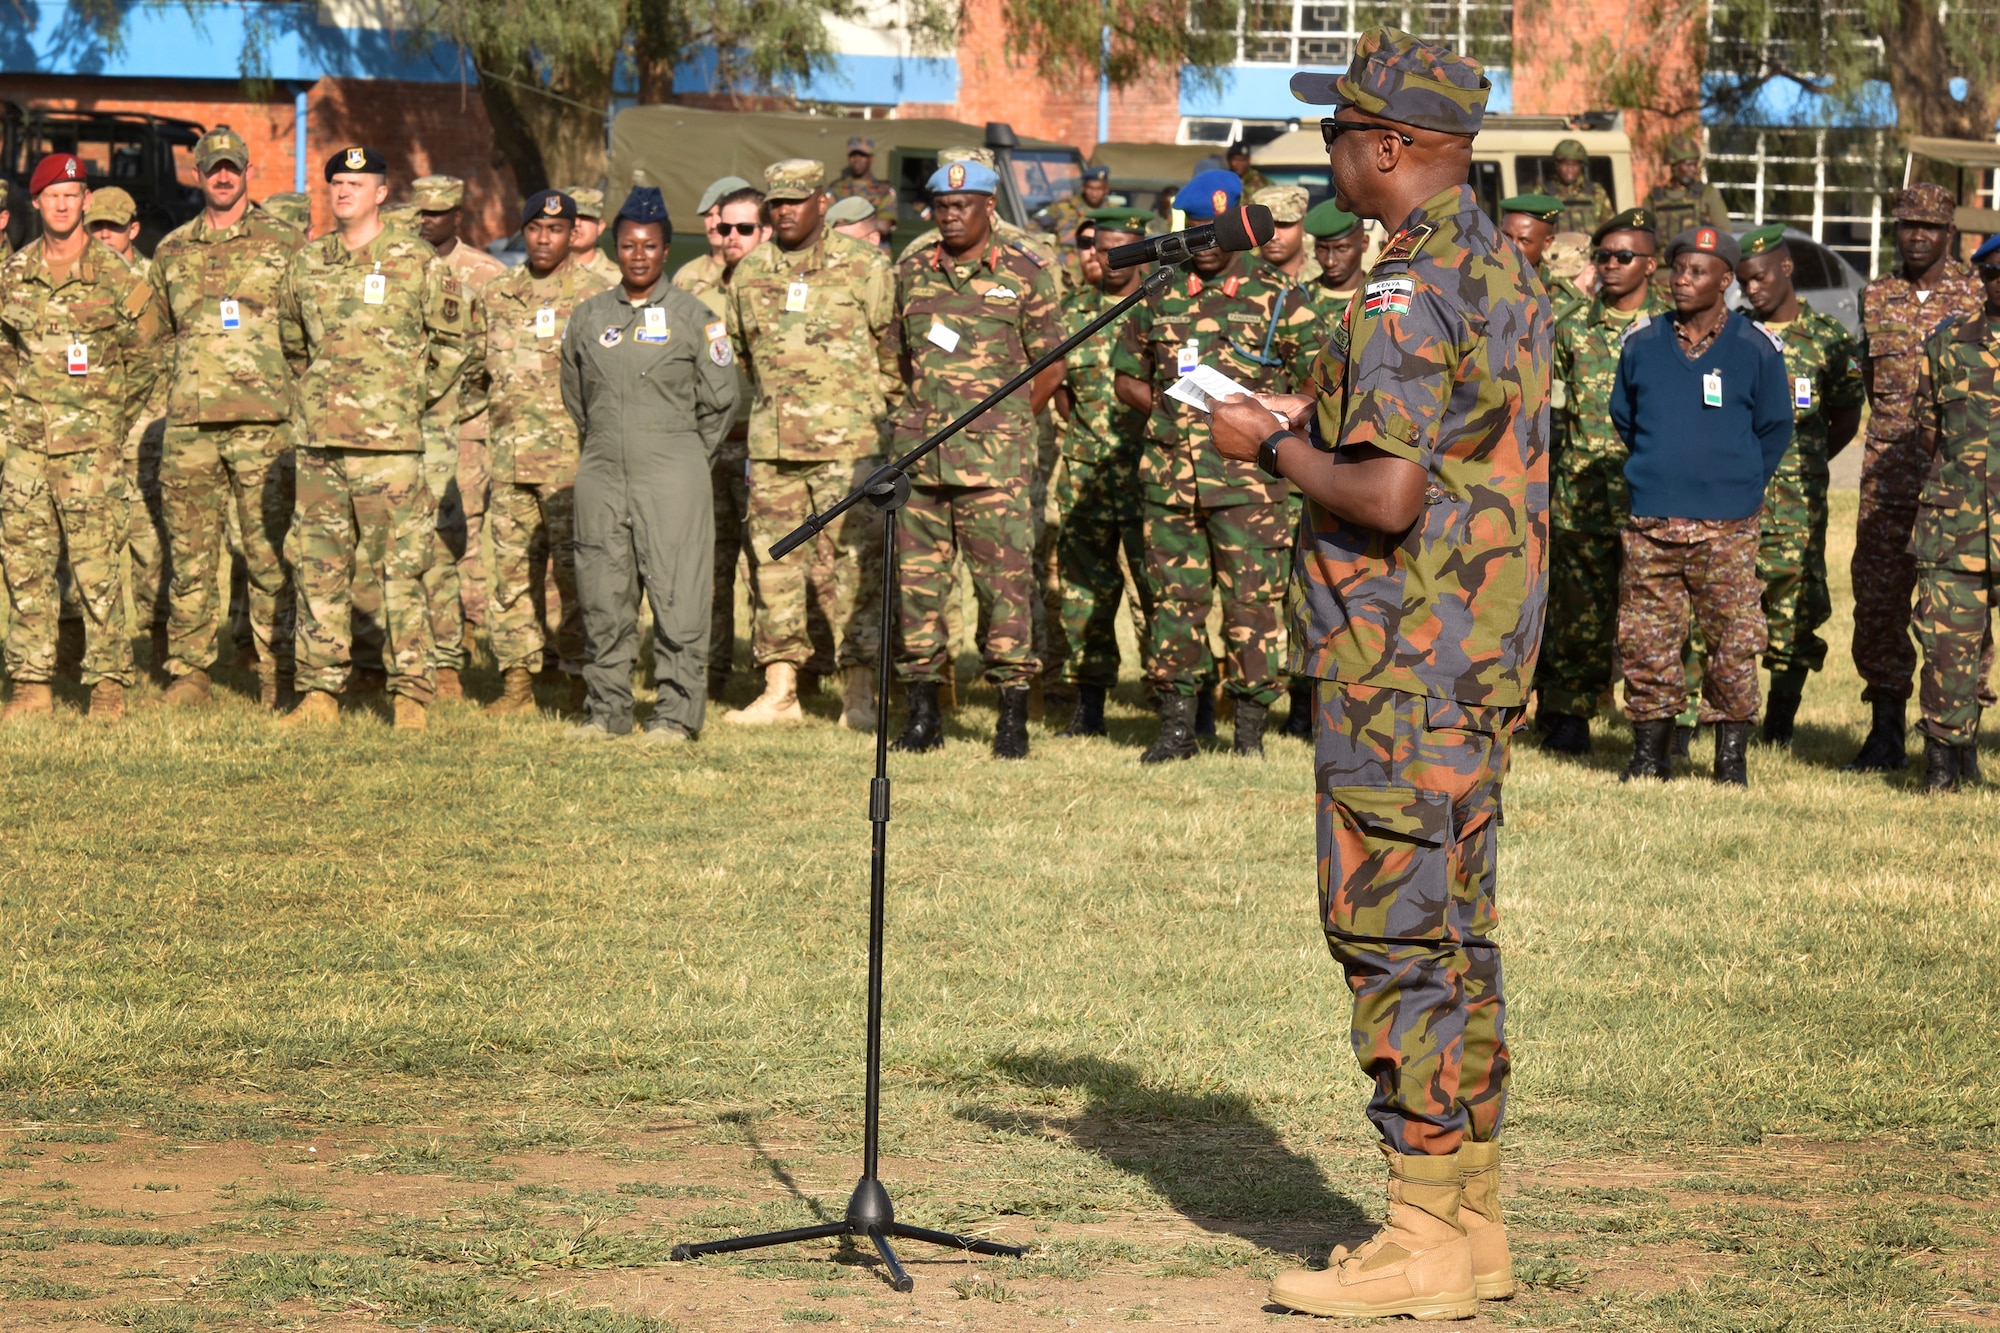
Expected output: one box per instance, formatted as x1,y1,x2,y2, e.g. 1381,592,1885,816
0,237,169,686
480,255,609,675
1116,256,1313,708
1854,257,1984,702
279,225,473,702
727,223,896,673
434,239,508,639
1551,180,1612,238
888,233,1062,687
114,248,169,647
149,202,305,684
1912,312,2000,744
1056,280,1154,687
674,250,754,682
1293,182,1551,1155
1537,288,1666,717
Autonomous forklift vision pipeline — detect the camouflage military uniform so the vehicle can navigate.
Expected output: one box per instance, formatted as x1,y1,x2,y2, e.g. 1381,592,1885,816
149,202,305,685
1620,516,1766,722
1057,282,1154,687
826,171,895,231
1642,180,1731,245
673,250,754,683
1235,166,1274,195
1854,260,1984,702
480,256,608,675
0,237,169,687
279,226,473,702
1536,289,1665,718
1116,258,1314,708
888,236,1062,687
1911,313,2000,745
1551,180,1612,237
435,240,508,638
727,225,896,673
112,248,170,647
1293,182,1551,1155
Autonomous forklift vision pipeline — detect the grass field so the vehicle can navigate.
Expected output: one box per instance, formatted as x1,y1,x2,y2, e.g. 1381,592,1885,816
0,488,1994,1332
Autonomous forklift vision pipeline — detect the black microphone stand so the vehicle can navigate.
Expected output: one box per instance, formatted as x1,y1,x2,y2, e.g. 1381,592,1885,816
669,258,1181,1291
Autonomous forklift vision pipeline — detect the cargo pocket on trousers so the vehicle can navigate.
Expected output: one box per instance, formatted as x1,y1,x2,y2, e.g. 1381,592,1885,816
1319,783,1454,942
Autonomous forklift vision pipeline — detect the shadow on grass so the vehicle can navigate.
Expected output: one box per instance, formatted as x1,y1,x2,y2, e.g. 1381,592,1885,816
966,1051,1366,1259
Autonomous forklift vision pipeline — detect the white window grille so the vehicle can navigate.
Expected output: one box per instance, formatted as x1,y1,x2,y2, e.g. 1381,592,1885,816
1225,0,1511,67
1701,125,1896,277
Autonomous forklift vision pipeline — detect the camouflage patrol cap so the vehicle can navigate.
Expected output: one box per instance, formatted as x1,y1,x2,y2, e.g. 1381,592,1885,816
1545,231,1590,282
846,135,875,155
83,187,137,227
1891,182,1956,225
824,194,877,226
261,192,310,230
938,146,998,170
1665,136,1702,164
1304,198,1360,239
1501,193,1563,223
1552,138,1588,163
381,202,421,236
410,175,464,211
1591,207,1657,245
764,159,826,203
1738,223,1789,258
566,187,605,220
1251,183,1311,224
697,175,753,214
194,125,249,172
1288,25,1489,137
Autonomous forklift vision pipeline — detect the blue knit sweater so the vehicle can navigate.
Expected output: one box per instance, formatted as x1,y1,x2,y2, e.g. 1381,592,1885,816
1610,312,1794,521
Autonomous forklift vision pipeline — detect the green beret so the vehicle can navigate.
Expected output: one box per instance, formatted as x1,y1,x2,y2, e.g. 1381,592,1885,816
1304,198,1359,239
1501,193,1562,223
1592,207,1657,245
1739,224,1789,258
1087,206,1153,235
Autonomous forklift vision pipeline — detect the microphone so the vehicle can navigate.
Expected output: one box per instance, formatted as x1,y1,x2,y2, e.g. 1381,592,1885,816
1106,204,1275,270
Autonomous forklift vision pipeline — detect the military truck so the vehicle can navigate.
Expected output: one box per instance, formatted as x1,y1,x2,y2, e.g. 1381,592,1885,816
1,102,205,255
605,105,1087,268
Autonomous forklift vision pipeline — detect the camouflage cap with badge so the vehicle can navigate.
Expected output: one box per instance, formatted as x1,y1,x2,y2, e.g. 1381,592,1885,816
410,175,465,212
194,125,250,173
567,187,605,220
1251,183,1311,225
764,159,826,203
937,146,997,170
326,146,387,180
1738,223,1789,259
1890,182,1956,226
1288,24,1490,136
83,187,138,228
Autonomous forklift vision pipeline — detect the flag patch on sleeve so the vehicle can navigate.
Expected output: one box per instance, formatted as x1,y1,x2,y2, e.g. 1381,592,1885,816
1363,276,1415,317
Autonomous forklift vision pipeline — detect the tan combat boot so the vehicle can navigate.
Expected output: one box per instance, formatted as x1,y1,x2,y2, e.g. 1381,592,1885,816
2,683,54,723
724,662,804,725
838,664,877,732
161,669,212,708
434,667,465,703
259,673,280,711
1458,1140,1513,1300
88,680,126,722
1268,1145,1476,1321
278,690,340,727
393,695,428,731
484,667,538,717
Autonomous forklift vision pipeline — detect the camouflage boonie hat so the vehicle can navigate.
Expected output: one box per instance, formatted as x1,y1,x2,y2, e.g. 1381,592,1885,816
261,192,310,229
938,146,997,170
1739,223,1789,257
1288,25,1489,136
764,159,826,202
1552,138,1588,163
566,187,605,220
824,194,877,226
1891,182,1956,225
1251,183,1310,225
83,186,137,227
194,126,249,172
846,135,875,155
1665,136,1703,163
1591,207,1657,245
1546,231,1590,281
410,175,464,211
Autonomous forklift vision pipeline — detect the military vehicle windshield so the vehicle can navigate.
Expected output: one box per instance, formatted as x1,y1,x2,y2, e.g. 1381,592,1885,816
1009,149,1083,217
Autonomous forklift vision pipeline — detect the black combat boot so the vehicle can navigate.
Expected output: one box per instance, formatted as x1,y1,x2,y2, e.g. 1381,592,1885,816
1194,687,1216,739
1962,741,1983,786
1621,719,1675,782
1233,697,1268,757
1538,712,1592,755
1712,721,1750,786
890,681,944,753
1921,735,1962,793
1056,684,1107,738
1671,723,1696,762
1760,670,1807,747
1284,680,1314,738
1141,693,1199,764
1843,696,1908,771
992,686,1030,759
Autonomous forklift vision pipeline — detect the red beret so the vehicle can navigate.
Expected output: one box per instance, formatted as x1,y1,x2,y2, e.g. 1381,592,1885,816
30,153,85,197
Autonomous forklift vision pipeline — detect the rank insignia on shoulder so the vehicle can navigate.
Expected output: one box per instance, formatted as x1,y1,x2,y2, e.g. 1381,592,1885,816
1362,276,1415,318
600,326,623,347
1222,276,1240,298
1752,320,1785,351
1376,222,1437,266
1621,314,1652,343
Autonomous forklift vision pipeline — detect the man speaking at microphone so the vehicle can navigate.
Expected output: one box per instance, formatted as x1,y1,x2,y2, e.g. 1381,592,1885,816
1207,27,1551,1321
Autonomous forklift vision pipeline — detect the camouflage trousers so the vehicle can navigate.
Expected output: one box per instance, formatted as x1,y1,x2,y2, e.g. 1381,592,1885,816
1145,500,1287,706
896,481,1039,687
0,444,133,686
158,422,295,681
424,445,467,672
1852,431,1926,702
488,481,583,675
1316,681,1514,1155
1757,475,1832,676
1537,526,1621,718
457,434,490,631
1914,568,2000,745
1619,517,1766,724
745,456,881,671
1057,455,1154,688
127,420,169,635
290,448,437,702
712,455,751,681
1032,420,1066,681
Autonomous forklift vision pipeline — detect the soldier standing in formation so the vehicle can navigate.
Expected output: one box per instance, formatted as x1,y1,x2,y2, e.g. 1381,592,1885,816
1114,170,1314,761
277,147,473,730
1224,141,1272,196
1250,183,1318,284
825,194,882,243
1041,166,1111,246
1910,234,2000,790
149,126,305,710
687,175,755,288
724,159,896,732
1497,193,1581,317
1304,199,1367,303
1731,225,1864,746
564,188,625,288
885,159,1062,758
1547,139,1611,237
0,152,168,722
1643,138,1731,241
479,189,610,718
1050,206,1156,737
825,136,897,246
1846,183,1985,770
560,187,738,742
1537,208,1663,755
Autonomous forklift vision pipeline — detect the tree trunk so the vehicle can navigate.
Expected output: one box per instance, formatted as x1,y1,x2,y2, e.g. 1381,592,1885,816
1885,0,1986,141
474,55,551,201
474,49,613,197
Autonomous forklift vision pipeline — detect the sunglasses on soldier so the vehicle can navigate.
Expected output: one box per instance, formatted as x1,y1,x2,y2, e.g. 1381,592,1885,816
1593,247,1653,266
715,222,760,237
1320,119,1416,148
1979,264,2000,282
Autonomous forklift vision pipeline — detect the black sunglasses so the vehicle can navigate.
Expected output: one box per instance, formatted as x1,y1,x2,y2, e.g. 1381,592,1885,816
715,222,760,237
1593,248,1654,265
1979,263,2000,281
1320,118,1415,148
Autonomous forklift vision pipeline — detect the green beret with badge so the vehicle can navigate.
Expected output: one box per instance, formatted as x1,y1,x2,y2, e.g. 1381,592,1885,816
1500,193,1563,223
1087,206,1152,236
1739,224,1789,258
1591,207,1657,245
1304,198,1360,239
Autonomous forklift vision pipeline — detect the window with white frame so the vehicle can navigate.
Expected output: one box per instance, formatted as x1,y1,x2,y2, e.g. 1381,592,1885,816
1221,0,1512,66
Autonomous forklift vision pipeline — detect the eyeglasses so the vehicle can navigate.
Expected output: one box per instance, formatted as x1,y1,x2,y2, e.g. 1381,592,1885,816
1320,119,1415,148
715,222,760,237
1593,248,1654,266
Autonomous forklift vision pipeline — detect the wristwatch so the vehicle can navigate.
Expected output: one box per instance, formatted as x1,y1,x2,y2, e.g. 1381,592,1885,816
1257,429,1294,480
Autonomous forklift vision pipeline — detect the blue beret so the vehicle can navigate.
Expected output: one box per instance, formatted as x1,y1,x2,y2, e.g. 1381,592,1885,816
927,160,999,195
615,185,671,233
1974,233,2000,264
521,189,577,226
1175,170,1242,220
